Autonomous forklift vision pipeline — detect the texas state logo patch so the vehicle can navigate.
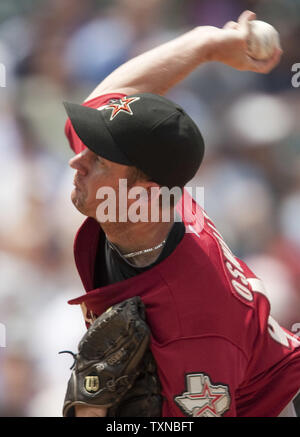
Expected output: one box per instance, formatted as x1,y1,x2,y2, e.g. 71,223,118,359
174,373,231,417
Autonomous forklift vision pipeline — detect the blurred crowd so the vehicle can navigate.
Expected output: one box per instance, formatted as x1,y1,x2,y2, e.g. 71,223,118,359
0,0,299,416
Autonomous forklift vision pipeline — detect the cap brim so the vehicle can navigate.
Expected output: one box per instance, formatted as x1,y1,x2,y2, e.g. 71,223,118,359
63,102,132,165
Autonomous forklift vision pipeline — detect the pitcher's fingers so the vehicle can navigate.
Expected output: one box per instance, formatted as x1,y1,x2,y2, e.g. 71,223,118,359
250,47,283,74
238,10,256,37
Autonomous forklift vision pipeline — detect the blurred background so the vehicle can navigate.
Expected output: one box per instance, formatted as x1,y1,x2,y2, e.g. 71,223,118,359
0,0,299,416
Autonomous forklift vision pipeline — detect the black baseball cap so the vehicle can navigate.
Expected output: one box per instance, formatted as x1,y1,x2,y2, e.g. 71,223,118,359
64,93,205,188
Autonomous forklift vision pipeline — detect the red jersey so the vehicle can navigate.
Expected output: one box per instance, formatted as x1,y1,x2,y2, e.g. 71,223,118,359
65,94,300,417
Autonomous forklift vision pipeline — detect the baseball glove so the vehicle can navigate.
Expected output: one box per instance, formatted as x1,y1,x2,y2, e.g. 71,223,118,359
62,296,161,417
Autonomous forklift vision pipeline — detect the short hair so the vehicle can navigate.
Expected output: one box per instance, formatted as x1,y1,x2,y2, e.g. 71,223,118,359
127,166,151,186
126,166,182,210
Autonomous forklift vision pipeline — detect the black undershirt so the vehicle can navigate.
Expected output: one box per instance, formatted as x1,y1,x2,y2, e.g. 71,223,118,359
93,220,185,288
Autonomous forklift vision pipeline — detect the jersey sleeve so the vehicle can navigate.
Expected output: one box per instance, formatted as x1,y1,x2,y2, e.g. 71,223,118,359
152,336,248,417
64,93,126,154
235,294,300,417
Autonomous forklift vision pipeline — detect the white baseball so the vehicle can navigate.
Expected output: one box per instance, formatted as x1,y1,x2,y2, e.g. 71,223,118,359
247,20,281,60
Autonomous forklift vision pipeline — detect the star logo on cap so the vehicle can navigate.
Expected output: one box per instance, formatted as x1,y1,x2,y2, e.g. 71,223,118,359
98,96,140,121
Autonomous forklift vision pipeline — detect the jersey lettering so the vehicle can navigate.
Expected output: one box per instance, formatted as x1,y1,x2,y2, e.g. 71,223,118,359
206,220,254,303
213,232,244,272
225,262,248,286
204,212,300,349
231,280,253,302
268,315,300,348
